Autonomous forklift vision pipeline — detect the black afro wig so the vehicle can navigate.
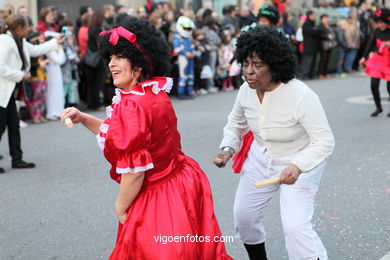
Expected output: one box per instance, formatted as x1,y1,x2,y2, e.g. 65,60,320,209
98,16,171,79
373,8,390,24
235,26,297,83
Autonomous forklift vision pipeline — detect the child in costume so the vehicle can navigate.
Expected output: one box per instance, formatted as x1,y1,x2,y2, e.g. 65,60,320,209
173,16,195,99
360,8,390,117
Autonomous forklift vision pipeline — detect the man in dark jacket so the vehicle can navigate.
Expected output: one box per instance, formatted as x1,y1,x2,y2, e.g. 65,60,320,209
353,2,371,70
221,5,240,32
301,10,320,79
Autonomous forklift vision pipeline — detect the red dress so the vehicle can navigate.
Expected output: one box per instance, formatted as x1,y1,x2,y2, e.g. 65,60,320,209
365,39,390,81
97,77,232,260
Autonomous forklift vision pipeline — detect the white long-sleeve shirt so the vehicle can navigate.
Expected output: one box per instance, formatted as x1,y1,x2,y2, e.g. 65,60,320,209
220,79,335,172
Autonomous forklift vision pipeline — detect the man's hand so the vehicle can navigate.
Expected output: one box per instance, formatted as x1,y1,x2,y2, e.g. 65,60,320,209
185,52,194,58
212,150,233,168
279,164,302,185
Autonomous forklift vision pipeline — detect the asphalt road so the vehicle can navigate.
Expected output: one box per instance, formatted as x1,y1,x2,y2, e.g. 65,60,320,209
0,73,389,260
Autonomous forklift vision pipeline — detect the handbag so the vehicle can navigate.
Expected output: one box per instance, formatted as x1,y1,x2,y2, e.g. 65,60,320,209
200,65,213,79
84,48,101,68
321,30,337,51
321,39,337,51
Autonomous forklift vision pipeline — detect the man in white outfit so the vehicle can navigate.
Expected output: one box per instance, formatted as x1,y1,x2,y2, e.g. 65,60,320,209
213,27,335,260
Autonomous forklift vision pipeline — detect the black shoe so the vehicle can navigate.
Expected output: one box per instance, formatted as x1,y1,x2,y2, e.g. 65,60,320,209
12,160,36,169
0,167,4,174
0,155,3,160
370,108,383,117
387,112,390,117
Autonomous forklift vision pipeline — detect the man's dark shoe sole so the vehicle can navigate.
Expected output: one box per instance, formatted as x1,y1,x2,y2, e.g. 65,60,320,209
12,162,36,169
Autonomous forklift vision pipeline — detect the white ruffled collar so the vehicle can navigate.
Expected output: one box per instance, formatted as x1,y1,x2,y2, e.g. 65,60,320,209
116,77,173,97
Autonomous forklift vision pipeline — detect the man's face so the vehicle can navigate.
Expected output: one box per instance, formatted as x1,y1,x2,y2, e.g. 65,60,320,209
18,7,28,17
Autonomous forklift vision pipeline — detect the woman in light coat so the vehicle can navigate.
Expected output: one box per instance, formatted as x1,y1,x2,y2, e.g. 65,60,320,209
0,14,62,173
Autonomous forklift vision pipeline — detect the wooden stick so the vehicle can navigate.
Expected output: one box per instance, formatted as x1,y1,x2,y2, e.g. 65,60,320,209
210,157,223,164
254,177,280,188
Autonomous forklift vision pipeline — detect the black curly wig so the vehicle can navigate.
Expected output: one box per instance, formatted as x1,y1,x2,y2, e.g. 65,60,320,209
235,26,297,83
373,8,390,24
98,16,171,79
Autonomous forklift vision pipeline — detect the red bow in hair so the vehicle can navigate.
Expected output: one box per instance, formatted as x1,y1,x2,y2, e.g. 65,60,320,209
99,27,142,50
376,9,382,17
99,26,155,75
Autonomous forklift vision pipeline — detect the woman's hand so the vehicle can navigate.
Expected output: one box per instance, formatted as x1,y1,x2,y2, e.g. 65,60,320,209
359,57,366,66
23,72,31,81
212,150,233,168
39,59,50,68
279,164,302,185
60,107,86,124
116,200,129,225
56,34,65,44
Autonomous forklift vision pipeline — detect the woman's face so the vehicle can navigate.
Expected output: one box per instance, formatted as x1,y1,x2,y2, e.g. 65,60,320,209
45,11,55,24
16,25,28,38
321,16,329,26
258,17,272,27
109,54,139,90
242,52,274,91
377,20,387,31
155,18,163,29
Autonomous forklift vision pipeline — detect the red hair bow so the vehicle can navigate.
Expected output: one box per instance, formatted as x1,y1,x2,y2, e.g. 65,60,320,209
99,26,142,50
376,9,382,17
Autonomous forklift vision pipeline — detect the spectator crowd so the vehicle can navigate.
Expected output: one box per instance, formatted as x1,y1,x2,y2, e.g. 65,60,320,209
0,0,386,125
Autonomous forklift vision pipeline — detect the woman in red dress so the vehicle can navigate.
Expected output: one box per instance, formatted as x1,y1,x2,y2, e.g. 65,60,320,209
61,17,231,260
359,8,390,117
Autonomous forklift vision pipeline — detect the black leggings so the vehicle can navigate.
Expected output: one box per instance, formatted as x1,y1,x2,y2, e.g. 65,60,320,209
371,78,390,109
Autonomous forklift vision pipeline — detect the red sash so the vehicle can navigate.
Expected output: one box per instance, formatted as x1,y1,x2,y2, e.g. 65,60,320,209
232,131,254,173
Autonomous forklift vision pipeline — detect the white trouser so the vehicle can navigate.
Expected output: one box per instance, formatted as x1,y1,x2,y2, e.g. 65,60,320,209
234,141,328,260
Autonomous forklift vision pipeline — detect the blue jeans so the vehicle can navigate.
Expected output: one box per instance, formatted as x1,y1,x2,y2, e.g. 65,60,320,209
206,50,217,89
336,47,346,75
344,49,358,72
